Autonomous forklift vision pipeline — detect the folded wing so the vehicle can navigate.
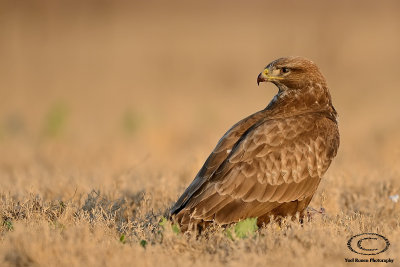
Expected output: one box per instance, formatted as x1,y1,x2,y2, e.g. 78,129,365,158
172,112,339,227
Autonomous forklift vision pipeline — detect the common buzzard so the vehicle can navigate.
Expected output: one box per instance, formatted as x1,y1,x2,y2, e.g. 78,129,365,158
170,57,339,231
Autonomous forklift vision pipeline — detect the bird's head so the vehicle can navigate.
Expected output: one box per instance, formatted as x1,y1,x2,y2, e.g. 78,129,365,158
257,57,326,92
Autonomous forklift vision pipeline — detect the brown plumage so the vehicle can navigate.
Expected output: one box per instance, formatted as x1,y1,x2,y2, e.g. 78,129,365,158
170,57,339,231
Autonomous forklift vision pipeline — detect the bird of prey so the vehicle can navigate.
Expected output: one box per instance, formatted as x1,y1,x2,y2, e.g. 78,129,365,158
170,57,339,231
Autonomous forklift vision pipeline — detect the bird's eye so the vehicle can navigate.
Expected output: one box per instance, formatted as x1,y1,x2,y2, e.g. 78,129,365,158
281,67,290,74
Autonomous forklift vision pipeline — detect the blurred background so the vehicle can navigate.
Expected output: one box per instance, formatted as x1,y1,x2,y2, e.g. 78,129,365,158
1,0,400,199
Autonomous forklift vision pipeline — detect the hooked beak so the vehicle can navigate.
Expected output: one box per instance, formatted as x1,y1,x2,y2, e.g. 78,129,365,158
257,68,269,86
257,73,266,85
257,67,284,85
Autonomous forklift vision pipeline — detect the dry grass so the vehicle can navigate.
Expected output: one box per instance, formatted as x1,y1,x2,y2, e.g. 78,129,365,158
1,0,400,266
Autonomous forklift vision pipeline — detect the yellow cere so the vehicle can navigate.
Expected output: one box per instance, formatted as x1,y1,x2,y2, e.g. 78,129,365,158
262,68,283,80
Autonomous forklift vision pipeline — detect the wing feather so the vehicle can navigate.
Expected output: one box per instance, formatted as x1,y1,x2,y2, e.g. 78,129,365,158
172,111,339,226
170,110,266,215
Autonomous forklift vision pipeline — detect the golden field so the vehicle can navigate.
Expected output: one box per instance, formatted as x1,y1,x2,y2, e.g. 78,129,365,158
0,0,400,266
